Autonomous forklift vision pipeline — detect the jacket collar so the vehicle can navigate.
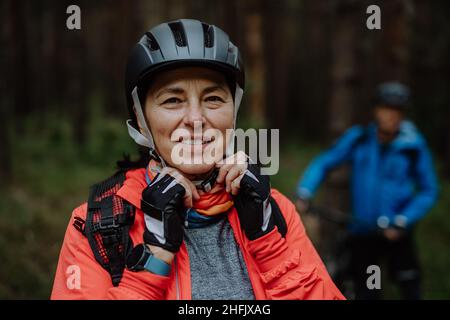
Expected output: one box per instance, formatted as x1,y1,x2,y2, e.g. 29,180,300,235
369,120,423,150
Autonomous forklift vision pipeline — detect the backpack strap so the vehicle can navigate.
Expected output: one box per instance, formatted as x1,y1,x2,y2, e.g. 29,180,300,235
83,170,135,286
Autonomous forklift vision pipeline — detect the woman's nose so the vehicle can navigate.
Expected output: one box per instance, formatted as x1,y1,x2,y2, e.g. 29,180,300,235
183,98,206,128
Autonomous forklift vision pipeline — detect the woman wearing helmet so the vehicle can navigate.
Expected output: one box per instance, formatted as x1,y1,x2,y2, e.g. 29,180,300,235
51,19,344,300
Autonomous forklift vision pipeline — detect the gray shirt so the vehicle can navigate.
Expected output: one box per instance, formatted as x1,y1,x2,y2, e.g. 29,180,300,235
183,217,255,300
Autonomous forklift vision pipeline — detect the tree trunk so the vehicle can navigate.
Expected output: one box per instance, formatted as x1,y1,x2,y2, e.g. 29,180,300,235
244,3,266,127
262,0,294,137
319,0,365,272
8,0,30,124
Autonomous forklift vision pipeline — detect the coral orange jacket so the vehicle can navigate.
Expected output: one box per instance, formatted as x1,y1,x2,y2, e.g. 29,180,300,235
51,169,345,300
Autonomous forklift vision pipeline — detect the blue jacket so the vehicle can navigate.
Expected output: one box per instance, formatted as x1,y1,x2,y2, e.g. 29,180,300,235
297,121,438,234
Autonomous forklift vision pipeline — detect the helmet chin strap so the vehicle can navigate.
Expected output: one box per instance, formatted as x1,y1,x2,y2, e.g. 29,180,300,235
127,86,167,167
127,83,244,189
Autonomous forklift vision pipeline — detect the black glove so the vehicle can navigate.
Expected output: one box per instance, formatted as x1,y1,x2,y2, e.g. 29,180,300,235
141,173,186,253
233,163,275,240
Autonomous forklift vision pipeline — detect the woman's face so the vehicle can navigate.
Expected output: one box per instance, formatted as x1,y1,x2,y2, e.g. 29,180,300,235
143,66,234,179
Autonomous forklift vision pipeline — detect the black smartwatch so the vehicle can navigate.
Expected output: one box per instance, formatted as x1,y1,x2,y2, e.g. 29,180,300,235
126,244,171,276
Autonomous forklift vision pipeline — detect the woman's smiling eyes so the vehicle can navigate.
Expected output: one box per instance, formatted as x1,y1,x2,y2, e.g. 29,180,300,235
162,97,182,105
205,95,226,103
159,94,227,107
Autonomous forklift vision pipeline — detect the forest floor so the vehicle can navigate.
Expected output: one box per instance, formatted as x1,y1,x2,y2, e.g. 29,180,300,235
1,114,449,299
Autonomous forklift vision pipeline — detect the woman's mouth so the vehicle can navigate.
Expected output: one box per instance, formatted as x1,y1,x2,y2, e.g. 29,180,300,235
169,132,224,165
177,136,216,146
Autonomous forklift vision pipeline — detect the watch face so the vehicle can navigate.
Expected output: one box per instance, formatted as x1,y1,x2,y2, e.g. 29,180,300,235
126,244,146,271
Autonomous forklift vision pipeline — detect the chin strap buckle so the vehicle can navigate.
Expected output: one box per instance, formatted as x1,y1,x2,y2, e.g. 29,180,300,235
198,169,219,192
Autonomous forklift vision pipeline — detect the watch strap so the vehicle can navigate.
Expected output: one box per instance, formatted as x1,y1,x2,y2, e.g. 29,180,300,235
143,252,171,276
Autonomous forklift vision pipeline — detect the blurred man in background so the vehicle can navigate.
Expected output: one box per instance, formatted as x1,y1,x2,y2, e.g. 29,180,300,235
296,82,438,299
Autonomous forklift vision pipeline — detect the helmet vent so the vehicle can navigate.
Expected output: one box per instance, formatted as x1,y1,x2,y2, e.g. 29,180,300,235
145,32,160,51
202,23,214,48
168,22,187,47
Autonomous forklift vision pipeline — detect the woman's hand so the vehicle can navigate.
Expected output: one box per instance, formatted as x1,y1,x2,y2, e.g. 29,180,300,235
217,152,275,240
215,151,249,195
141,167,200,261
157,167,201,208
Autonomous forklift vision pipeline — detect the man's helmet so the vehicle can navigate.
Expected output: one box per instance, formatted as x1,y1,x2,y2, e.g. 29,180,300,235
124,19,245,161
375,81,411,109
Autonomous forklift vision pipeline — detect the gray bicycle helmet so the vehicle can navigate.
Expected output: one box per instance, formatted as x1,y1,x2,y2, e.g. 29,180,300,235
124,19,245,161
375,81,410,109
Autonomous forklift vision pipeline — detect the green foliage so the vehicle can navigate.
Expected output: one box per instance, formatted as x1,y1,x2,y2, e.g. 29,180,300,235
0,111,137,299
416,182,450,299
